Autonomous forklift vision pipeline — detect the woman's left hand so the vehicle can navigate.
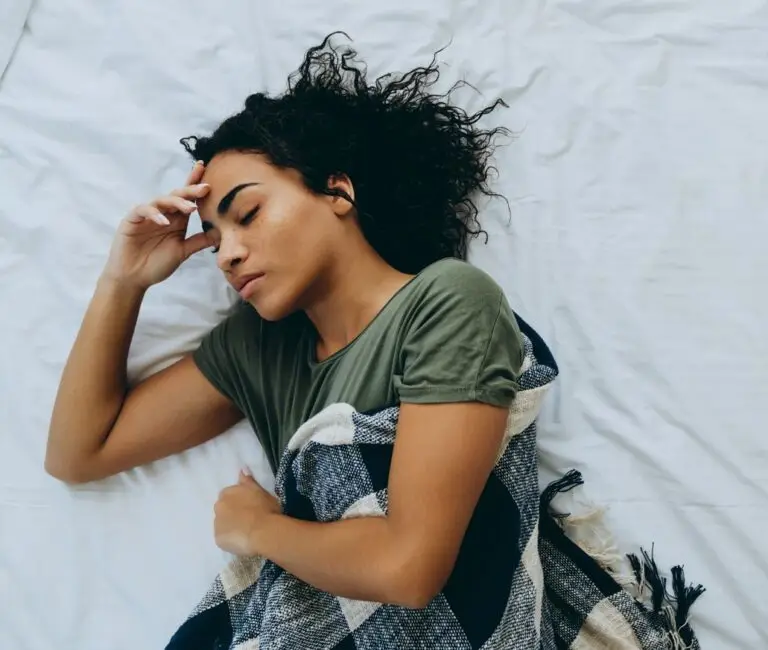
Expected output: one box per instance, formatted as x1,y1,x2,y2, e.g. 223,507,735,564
214,470,281,556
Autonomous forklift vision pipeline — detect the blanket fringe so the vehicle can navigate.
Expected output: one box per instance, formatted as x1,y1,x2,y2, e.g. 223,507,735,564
543,472,706,650
671,565,706,634
540,469,584,521
562,507,625,576
627,548,706,650
541,470,626,575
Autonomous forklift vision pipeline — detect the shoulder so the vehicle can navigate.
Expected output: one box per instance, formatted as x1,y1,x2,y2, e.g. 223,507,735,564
194,302,306,386
393,259,523,406
396,258,518,343
195,303,258,368
406,258,505,310
404,258,522,363
201,301,261,347
417,258,502,293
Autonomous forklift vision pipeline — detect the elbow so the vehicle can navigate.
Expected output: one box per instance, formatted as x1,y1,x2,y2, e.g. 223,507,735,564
44,460,83,484
394,585,442,611
45,423,109,484
387,573,447,610
382,554,452,610
44,451,94,485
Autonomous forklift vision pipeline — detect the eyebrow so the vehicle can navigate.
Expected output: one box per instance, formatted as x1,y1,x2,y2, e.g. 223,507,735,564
217,182,261,215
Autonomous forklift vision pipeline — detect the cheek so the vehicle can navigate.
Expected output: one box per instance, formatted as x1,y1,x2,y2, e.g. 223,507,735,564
273,199,334,257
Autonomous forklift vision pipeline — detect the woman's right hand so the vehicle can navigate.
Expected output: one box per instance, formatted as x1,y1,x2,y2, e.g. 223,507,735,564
103,161,213,290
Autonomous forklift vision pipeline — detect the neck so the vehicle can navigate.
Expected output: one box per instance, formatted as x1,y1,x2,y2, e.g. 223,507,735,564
304,245,412,361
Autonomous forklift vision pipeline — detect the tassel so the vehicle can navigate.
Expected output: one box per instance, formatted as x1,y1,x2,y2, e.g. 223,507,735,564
540,470,584,518
540,471,706,647
627,552,644,590
640,547,668,613
671,565,706,646
625,548,706,649
624,547,668,611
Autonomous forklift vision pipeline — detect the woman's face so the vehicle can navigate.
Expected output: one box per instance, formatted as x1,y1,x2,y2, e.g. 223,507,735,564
197,151,349,321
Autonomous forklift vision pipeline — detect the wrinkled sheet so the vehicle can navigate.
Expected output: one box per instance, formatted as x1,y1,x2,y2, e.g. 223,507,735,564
0,0,31,80
1,1,766,648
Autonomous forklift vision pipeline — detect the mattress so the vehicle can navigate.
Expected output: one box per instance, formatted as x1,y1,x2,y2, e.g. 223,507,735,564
1,0,766,648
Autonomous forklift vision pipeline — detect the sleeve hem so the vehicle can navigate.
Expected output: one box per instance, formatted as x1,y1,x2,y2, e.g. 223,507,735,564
398,384,518,408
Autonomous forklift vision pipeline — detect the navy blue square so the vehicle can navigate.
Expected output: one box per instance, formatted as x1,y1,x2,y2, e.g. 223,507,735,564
282,452,318,521
443,472,521,648
165,601,232,650
356,443,393,493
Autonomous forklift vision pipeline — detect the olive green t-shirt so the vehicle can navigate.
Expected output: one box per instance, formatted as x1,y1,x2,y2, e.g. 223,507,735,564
193,258,524,472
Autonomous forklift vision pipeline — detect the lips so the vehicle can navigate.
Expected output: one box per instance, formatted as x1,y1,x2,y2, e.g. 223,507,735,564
231,273,265,293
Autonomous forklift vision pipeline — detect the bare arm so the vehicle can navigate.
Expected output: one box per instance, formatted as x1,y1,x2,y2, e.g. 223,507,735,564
45,278,242,483
46,162,242,483
215,401,508,607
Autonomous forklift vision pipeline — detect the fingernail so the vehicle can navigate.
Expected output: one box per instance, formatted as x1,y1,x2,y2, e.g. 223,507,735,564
241,466,252,477
158,214,170,225
196,160,204,167
184,200,197,209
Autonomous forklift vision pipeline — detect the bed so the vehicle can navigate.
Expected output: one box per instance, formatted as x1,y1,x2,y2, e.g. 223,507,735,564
1,0,766,647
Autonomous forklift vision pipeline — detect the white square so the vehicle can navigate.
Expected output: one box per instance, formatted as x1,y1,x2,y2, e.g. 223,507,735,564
342,492,386,519
336,596,382,632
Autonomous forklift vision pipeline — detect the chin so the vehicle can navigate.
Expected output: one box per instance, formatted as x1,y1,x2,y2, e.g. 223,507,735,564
245,296,296,322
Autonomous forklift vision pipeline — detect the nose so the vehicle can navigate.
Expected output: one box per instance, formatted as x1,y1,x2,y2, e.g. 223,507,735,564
216,233,249,272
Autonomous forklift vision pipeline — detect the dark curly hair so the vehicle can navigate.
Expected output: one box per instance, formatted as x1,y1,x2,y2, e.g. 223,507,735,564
181,33,509,274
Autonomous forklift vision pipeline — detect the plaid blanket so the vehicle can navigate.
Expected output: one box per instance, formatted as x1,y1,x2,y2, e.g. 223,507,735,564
166,317,704,649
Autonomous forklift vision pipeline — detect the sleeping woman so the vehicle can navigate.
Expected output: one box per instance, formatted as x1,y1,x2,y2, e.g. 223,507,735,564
45,33,525,637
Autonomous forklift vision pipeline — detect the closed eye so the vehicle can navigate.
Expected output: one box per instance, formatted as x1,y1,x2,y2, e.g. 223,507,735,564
201,223,221,254
205,206,259,254
240,206,260,225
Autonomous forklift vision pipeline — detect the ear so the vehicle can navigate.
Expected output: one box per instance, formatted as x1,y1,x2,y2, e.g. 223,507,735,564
326,174,356,217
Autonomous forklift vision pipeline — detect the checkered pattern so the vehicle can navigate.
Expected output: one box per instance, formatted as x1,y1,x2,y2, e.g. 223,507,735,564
166,317,703,650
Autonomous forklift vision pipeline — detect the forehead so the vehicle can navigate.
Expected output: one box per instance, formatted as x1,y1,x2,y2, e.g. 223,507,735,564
201,152,272,193
195,152,273,222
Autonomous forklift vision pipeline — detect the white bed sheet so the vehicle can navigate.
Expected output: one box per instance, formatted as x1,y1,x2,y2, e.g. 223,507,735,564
1,0,766,648
0,0,31,80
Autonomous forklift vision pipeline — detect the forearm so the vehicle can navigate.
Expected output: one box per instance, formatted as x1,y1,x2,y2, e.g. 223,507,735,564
46,276,145,475
256,515,439,607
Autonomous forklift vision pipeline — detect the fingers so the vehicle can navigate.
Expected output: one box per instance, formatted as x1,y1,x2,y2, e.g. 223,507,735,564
127,204,171,226
152,194,199,215
176,161,209,199
124,162,208,228
171,183,211,201
182,232,213,259
239,469,257,485
126,195,196,228
185,160,205,186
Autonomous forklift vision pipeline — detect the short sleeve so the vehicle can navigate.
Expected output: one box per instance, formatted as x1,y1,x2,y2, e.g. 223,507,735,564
394,262,524,408
192,304,258,408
